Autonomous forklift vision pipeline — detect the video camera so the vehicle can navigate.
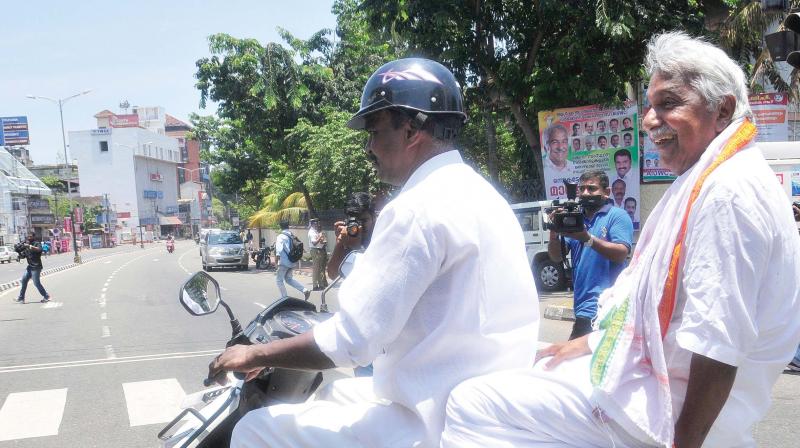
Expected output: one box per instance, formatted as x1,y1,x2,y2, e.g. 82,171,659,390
13,241,28,255
345,216,362,237
543,181,585,234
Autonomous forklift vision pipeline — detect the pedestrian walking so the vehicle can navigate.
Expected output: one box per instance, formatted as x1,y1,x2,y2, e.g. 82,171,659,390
275,221,310,300
14,231,51,304
307,218,328,290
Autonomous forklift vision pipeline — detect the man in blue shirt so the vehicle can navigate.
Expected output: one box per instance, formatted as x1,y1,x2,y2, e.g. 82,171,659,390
547,170,633,339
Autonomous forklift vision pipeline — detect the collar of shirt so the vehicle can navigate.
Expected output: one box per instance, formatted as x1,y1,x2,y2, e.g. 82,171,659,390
401,149,463,193
584,203,612,226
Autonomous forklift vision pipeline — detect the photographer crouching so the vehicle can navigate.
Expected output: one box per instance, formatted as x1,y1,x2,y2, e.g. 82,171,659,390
13,231,51,304
546,170,632,339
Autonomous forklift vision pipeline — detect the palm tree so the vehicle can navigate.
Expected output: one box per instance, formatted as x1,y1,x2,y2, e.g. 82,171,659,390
248,192,308,228
717,1,800,103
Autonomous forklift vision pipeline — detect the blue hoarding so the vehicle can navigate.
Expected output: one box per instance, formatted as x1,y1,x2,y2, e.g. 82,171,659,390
1,116,29,145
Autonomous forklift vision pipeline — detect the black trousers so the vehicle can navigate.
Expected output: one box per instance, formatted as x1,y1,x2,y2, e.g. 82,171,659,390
569,316,593,340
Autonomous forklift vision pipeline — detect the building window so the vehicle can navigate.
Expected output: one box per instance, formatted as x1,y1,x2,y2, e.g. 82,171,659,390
99,141,109,152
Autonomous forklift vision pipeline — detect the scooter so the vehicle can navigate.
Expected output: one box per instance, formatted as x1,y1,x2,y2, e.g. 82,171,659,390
157,252,358,447
167,240,175,254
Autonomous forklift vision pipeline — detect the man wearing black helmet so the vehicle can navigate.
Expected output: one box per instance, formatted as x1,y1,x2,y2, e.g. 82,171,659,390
210,58,539,447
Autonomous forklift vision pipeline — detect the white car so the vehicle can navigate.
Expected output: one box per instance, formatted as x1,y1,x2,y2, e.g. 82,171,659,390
0,246,14,263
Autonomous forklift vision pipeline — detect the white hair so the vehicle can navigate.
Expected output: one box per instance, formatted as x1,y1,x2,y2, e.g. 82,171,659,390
645,31,752,122
542,123,568,151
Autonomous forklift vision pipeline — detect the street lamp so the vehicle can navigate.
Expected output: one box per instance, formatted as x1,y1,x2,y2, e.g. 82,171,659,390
27,89,92,263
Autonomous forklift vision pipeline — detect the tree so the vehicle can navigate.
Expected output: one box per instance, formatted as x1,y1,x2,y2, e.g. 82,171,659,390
360,0,705,197
717,0,800,103
289,110,380,211
192,0,400,215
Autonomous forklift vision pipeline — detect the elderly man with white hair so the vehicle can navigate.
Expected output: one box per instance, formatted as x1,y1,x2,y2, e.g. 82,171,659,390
441,31,800,448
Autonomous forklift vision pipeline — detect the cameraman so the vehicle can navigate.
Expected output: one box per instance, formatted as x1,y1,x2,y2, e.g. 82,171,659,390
326,192,375,280
13,231,51,304
547,170,632,339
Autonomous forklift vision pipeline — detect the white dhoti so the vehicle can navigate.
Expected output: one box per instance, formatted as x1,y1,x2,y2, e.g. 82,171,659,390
231,377,425,448
441,356,657,448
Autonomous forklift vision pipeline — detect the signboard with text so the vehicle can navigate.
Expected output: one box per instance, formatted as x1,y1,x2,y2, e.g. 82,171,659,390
749,92,789,142
150,173,163,182
538,101,641,228
110,114,140,128
30,214,55,225
1,116,30,145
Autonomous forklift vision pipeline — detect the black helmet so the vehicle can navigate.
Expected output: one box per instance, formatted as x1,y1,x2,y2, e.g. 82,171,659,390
347,58,467,138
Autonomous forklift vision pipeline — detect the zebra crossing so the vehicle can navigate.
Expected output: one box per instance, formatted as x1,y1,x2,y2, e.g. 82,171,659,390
0,378,188,442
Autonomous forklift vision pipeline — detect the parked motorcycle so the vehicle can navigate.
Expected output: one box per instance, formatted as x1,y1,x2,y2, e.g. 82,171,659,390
157,252,358,447
250,245,274,270
167,240,175,254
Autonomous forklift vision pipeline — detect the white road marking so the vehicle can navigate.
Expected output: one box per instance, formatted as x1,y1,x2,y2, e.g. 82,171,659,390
101,326,111,338
104,345,116,359
101,287,107,293
152,259,159,262
122,379,185,427
0,388,68,441
104,261,112,264
41,302,62,309
100,312,107,320
100,293,106,300
103,282,109,287
0,349,221,374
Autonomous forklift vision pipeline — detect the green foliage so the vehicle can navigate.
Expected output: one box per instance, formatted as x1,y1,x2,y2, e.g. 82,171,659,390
290,110,379,210
211,197,231,229
717,0,800,103
249,191,308,228
359,0,705,197
40,175,66,193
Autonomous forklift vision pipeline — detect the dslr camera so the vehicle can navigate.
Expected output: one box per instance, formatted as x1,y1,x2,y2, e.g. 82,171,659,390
543,181,585,234
345,216,362,237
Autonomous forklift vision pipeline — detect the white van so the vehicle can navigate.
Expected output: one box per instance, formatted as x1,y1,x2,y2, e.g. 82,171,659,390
510,201,570,291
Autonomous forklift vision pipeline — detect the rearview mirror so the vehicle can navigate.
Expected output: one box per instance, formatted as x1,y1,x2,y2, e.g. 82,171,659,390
180,272,221,316
338,251,362,279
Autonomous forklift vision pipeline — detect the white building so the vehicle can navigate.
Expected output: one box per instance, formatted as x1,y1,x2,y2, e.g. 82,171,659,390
0,149,52,245
69,123,181,241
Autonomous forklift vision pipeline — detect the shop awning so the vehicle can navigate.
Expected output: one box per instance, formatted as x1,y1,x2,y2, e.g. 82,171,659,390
159,216,183,226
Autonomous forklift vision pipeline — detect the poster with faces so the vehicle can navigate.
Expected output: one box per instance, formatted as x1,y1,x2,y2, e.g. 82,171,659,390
538,101,641,228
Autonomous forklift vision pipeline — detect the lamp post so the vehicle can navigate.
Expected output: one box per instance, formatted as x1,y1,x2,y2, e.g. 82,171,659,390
27,90,92,263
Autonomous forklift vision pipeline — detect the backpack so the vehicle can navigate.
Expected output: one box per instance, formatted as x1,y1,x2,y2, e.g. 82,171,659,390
282,231,304,263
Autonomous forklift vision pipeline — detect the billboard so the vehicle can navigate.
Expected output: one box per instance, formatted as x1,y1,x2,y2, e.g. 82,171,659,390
110,114,140,128
749,92,789,142
538,101,641,228
1,116,30,145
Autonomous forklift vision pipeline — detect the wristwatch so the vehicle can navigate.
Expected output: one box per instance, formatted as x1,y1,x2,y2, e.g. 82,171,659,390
583,235,594,248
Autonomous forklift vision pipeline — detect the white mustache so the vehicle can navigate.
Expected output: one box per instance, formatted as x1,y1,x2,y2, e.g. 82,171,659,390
648,125,676,142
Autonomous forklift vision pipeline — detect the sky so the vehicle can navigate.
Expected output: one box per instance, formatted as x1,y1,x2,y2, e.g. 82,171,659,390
2,0,337,164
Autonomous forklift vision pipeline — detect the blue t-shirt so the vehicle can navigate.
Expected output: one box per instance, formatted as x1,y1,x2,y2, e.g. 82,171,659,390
565,204,633,319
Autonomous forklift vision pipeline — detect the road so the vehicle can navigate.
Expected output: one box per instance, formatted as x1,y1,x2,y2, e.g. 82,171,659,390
0,240,794,446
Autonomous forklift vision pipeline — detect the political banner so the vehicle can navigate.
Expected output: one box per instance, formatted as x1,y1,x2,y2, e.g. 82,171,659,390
749,92,789,142
538,100,641,228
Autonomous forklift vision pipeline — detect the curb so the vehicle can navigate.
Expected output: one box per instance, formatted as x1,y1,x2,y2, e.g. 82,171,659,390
543,304,576,321
0,248,142,292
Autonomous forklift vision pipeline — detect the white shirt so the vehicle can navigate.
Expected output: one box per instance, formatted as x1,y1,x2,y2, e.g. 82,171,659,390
308,227,325,249
275,232,294,267
314,150,540,447
662,147,800,446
